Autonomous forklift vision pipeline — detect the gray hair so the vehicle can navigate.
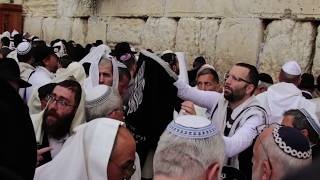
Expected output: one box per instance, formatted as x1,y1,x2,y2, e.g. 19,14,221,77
85,90,122,121
153,129,225,180
259,131,311,179
99,56,112,69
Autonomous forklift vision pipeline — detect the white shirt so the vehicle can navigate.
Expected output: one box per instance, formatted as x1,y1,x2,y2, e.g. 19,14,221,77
256,82,317,124
26,66,55,103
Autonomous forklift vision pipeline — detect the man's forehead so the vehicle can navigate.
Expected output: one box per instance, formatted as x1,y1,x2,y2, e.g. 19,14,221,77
229,65,250,75
52,85,75,98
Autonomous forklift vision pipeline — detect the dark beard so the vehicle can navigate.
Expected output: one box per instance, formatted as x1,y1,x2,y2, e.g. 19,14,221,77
42,108,75,140
224,87,246,103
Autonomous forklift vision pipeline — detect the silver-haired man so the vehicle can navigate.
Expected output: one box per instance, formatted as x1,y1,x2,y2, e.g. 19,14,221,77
153,115,225,180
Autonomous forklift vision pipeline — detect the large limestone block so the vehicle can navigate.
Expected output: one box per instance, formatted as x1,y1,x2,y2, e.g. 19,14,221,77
214,18,263,75
42,17,73,42
199,19,220,66
23,16,43,38
175,18,201,66
57,0,92,17
259,19,316,80
71,18,87,45
141,17,177,52
23,0,57,17
99,0,164,17
165,0,251,17
250,0,320,19
312,26,320,76
106,18,145,45
85,17,107,44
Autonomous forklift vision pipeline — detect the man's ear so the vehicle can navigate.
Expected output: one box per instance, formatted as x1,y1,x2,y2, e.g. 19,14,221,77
205,163,220,180
246,84,255,95
300,129,309,138
262,160,272,180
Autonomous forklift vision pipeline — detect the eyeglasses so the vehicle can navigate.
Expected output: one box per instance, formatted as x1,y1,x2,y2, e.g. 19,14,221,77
47,94,74,108
224,73,252,84
110,159,136,180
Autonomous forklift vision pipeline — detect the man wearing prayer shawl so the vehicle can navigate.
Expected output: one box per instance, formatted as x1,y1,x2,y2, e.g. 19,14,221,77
125,50,179,167
34,118,136,180
256,61,317,124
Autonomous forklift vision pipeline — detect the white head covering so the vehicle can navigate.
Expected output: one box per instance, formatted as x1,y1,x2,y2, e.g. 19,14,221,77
167,115,219,139
17,42,32,55
34,118,124,180
52,41,67,58
11,29,19,37
196,64,216,77
299,108,320,136
0,31,10,39
282,61,301,76
80,44,114,88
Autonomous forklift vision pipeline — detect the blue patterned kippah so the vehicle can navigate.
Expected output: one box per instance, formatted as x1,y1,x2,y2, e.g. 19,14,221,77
167,115,219,139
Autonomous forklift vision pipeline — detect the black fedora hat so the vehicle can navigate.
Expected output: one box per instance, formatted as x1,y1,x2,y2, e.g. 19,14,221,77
32,45,56,64
0,58,32,88
110,42,136,59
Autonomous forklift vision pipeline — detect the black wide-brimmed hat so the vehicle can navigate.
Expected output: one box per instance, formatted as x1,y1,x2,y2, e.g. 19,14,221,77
0,58,31,88
32,45,56,64
110,42,136,59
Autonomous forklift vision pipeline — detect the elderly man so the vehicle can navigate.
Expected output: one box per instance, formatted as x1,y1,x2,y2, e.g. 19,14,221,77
98,57,113,86
34,118,136,180
173,62,267,176
153,115,225,180
281,109,320,158
252,126,311,180
32,79,85,165
256,61,316,124
196,64,220,92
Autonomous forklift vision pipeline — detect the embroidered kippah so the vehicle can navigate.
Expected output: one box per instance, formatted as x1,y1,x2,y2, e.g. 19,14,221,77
272,126,311,159
85,85,112,108
167,115,219,139
298,108,320,136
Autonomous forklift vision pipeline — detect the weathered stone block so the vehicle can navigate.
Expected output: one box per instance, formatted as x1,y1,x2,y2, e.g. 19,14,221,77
250,0,320,19
175,18,201,66
57,0,92,17
23,16,43,38
23,0,57,17
199,19,220,66
85,17,107,44
106,17,145,45
312,26,320,76
99,0,164,17
71,18,87,45
42,17,73,42
141,17,177,52
214,18,263,75
259,19,316,80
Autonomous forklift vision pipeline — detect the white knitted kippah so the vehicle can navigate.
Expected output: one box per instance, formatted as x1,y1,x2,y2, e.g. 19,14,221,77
17,42,32,55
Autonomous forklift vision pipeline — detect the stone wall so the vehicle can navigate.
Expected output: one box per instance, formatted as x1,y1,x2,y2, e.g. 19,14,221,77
21,0,320,79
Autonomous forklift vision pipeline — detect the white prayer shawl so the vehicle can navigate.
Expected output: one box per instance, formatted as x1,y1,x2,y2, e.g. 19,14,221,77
26,66,55,104
6,49,18,62
79,44,112,88
311,97,320,113
18,62,35,99
34,118,122,180
256,82,317,124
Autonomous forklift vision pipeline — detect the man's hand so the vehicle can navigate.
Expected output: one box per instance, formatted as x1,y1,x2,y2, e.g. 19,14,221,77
37,147,51,165
181,101,196,115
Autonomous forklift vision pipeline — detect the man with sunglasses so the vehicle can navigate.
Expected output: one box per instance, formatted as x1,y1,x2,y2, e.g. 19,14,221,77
173,63,267,176
34,79,83,166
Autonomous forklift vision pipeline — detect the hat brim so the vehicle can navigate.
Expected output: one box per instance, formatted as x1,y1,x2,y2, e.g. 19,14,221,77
17,79,32,88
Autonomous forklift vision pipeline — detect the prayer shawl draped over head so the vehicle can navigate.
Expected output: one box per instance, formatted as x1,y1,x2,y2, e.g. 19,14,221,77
30,62,87,144
0,79,37,180
34,118,123,180
126,50,178,148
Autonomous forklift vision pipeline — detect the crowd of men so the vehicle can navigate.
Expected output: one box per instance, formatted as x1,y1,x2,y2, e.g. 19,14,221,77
1,29,320,180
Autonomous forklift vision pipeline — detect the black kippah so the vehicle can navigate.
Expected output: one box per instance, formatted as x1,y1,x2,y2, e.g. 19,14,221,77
273,126,311,159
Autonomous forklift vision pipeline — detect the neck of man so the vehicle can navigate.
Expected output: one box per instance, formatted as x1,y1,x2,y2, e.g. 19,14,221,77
229,95,251,110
